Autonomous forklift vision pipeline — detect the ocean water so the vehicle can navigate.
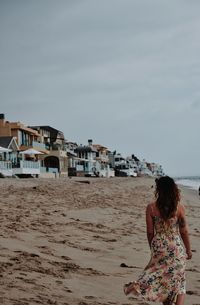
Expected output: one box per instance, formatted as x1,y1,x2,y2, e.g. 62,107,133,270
175,176,200,191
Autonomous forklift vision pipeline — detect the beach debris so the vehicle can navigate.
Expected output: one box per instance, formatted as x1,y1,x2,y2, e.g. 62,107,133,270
120,263,130,268
120,263,141,269
75,180,90,184
65,288,72,293
61,255,71,261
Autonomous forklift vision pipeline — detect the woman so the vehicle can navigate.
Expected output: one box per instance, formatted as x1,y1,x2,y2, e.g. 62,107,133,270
124,176,192,305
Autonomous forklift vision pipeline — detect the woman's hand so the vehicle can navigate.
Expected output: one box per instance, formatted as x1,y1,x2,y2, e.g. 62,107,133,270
186,250,192,260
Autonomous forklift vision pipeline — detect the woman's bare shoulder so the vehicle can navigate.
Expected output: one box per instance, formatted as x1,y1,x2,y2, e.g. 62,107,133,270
146,202,156,214
177,203,186,216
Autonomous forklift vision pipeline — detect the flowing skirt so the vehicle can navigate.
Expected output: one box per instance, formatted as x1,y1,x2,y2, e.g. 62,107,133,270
124,233,186,303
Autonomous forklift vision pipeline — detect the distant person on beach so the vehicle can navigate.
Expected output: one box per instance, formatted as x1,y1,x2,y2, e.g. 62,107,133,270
198,186,200,197
124,176,192,305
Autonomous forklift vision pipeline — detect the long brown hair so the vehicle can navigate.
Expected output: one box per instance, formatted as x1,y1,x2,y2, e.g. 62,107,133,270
155,176,180,220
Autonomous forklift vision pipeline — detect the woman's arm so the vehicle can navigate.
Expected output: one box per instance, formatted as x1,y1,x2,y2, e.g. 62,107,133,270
146,204,154,248
178,204,192,260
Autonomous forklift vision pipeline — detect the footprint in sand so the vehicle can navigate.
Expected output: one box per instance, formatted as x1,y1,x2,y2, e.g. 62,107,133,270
84,296,95,299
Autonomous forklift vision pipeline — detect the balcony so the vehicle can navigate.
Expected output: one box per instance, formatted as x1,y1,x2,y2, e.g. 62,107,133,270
13,160,40,175
95,156,109,162
49,147,67,158
32,141,49,153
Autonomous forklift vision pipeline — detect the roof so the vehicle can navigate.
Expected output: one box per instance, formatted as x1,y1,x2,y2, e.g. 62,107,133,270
92,144,108,151
9,122,40,136
75,145,97,153
29,125,65,143
0,136,13,148
30,125,64,136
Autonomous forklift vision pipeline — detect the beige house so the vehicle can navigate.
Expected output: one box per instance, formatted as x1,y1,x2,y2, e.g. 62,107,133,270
30,125,68,176
0,114,44,176
0,114,48,154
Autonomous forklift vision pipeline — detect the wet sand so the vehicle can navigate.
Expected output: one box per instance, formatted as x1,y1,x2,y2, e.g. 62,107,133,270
0,177,199,305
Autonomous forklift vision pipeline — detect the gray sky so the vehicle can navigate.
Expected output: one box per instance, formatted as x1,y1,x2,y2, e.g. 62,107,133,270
1,0,200,177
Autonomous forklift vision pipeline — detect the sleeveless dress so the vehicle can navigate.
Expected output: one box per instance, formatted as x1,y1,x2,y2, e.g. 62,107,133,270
124,211,186,304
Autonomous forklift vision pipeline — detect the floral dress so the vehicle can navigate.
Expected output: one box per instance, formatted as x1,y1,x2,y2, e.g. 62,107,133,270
125,215,186,303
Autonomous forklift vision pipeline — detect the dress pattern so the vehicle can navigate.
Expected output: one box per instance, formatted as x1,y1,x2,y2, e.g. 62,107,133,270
125,215,186,303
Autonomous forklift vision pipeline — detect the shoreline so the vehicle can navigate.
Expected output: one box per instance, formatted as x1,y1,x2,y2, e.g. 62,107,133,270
0,177,199,305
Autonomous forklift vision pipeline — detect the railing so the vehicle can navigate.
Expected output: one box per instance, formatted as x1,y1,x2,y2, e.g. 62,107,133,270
0,161,12,170
32,141,46,149
20,160,40,169
12,160,41,175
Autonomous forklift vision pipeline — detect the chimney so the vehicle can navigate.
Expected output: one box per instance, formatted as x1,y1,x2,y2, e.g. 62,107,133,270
0,113,5,120
88,139,93,146
0,113,5,127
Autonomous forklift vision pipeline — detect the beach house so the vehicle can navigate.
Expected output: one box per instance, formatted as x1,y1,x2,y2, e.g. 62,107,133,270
0,142,12,177
126,155,139,175
69,139,114,177
0,136,19,176
65,141,78,176
0,114,44,176
147,162,164,177
111,153,137,177
92,142,115,177
74,140,97,176
29,126,68,177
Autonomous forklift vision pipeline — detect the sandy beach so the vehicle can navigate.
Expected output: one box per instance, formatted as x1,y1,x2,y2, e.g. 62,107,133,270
0,177,199,305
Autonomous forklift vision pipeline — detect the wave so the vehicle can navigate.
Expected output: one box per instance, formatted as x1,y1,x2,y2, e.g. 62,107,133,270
175,177,200,191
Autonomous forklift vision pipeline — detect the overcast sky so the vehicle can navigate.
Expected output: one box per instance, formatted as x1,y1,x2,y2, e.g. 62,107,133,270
1,0,200,176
